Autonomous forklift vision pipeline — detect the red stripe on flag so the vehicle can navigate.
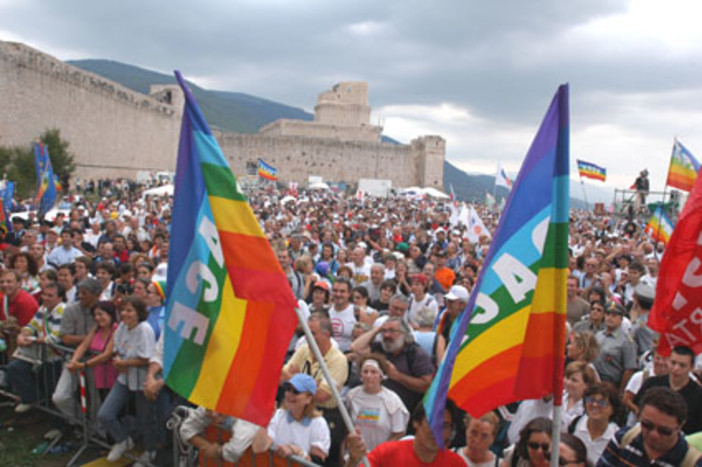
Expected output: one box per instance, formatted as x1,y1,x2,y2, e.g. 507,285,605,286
227,265,296,306
240,305,297,421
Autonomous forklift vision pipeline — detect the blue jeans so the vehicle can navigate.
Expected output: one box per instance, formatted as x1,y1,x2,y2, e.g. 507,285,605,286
7,359,61,404
97,381,155,450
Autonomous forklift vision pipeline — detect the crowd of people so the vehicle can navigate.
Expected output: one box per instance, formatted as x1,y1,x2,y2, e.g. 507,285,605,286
0,180,701,466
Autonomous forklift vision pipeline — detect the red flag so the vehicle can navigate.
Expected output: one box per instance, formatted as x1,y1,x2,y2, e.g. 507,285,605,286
648,172,702,356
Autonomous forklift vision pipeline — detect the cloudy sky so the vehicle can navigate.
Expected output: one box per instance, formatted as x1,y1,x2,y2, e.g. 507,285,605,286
2,0,702,196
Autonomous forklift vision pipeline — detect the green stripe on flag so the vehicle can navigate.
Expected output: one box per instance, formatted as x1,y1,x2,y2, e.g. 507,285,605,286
538,222,569,269
201,163,248,202
456,262,539,350
166,252,227,396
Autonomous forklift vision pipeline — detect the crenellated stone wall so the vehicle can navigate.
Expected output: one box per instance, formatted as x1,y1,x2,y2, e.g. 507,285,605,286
0,41,445,188
0,41,182,180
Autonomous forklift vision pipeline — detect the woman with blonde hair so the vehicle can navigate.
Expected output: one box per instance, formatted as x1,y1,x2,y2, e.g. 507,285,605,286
562,361,597,429
267,373,330,463
566,330,601,381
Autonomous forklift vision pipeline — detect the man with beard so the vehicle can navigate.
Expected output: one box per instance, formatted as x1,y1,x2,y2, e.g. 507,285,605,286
351,317,434,411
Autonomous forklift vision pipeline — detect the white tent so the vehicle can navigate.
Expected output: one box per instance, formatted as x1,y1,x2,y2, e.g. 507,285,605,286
142,184,174,198
422,187,450,199
308,181,331,191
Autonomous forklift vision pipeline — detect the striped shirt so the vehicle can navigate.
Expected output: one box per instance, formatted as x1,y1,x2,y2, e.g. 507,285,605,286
22,302,66,358
597,425,702,466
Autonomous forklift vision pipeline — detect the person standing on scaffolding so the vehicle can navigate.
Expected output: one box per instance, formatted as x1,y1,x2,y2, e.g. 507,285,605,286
633,169,650,215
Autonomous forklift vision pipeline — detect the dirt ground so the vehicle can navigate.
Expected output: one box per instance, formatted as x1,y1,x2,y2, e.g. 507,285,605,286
0,401,107,466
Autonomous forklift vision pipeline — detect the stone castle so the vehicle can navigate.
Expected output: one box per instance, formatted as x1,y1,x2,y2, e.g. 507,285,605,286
0,41,445,188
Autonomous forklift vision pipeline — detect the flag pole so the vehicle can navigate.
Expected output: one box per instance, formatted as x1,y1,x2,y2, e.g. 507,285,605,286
578,171,589,211
550,404,562,467
293,306,370,467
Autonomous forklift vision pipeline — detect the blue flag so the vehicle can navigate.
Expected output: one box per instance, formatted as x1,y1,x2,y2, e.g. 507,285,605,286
33,143,57,217
3,182,14,233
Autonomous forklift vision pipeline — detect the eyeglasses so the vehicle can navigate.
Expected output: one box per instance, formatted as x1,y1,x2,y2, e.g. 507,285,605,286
527,442,550,452
640,418,677,437
585,396,610,408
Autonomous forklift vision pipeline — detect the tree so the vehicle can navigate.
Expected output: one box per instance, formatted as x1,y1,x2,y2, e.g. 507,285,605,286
3,146,33,199
0,128,76,200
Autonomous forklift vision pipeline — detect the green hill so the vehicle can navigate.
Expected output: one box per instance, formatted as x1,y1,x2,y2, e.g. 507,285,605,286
67,59,314,134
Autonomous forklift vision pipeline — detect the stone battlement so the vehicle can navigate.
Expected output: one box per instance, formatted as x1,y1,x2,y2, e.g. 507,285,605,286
0,42,177,118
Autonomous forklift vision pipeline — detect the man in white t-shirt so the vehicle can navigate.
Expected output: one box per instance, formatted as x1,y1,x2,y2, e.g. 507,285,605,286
347,247,371,286
329,279,356,352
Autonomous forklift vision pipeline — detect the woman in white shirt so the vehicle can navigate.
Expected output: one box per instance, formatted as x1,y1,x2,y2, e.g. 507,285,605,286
97,297,156,464
344,354,409,451
267,373,330,463
570,383,621,465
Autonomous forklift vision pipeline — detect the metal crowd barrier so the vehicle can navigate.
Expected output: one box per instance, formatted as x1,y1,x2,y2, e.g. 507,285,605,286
169,405,320,467
0,341,157,466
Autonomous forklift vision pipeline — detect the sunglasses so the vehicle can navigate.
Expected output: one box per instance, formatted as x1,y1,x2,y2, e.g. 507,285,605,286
585,396,610,408
282,383,301,395
640,418,677,437
527,442,550,452
558,457,581,465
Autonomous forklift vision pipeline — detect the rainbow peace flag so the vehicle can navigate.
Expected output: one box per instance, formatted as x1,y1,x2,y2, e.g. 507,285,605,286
425,85,569,446
33,142,57,217
645,207,675,245
164,71,298,426
667,139,700,192
576,159,606,182
258,158,278,181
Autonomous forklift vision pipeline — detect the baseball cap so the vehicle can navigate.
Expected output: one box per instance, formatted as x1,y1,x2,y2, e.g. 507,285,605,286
313,281,329,292
445,285,469,303
287,373,317,395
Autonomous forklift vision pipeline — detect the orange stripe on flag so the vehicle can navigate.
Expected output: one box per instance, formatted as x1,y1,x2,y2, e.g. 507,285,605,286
520,312,567,358
220,231,283,274
448,345,522,406
455,376,517,418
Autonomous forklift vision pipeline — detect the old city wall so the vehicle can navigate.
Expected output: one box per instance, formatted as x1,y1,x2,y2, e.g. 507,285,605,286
0,42,180,181
0,42,445,189
216,132,420,187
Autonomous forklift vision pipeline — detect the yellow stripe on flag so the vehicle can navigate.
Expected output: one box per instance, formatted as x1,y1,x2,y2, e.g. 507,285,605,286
189,276,247,407
450,307,531,385
208,196,265,238
530,268,568,315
